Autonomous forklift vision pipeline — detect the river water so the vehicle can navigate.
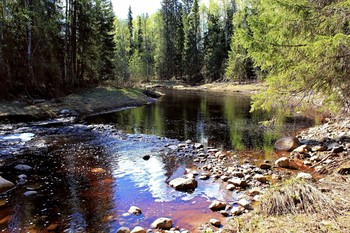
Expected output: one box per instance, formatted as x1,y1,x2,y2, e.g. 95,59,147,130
0,90,312,232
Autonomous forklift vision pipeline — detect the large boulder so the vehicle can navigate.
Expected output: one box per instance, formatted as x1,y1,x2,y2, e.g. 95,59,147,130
169,178,197,191
0,176,15,194
150,217,173,230
274,137,300,151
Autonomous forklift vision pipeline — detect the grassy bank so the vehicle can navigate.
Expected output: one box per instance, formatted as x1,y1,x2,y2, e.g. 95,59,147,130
0,86,156,121
142,80,267,95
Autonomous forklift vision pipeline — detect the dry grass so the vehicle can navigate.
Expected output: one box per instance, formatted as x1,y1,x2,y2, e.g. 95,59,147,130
260,178,337,217
222,177,350,233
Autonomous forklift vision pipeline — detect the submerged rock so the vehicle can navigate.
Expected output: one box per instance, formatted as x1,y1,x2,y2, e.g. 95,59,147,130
0,176,15,193
169,178,197,191
14,164,33,171
150,217,173,230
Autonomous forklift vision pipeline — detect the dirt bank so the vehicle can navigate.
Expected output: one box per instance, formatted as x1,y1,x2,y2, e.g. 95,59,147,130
0,86,158,122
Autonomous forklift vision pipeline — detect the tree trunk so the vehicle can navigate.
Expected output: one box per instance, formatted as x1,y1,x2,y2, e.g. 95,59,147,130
26,0,36,89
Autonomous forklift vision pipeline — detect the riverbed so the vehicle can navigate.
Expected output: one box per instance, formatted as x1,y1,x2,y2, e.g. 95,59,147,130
0,90,313,232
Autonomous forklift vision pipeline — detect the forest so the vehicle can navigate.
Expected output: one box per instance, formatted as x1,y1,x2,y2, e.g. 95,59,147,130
1,0,349,111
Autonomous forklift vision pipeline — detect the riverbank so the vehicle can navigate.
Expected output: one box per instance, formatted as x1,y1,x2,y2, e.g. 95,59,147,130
142,80,267,95
209,116,350,233
0,86,158,122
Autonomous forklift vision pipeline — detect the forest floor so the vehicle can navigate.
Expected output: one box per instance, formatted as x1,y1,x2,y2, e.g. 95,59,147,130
0,86,157,122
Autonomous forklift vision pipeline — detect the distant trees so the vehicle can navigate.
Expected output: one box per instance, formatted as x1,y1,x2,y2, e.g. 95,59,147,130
0,0,116,99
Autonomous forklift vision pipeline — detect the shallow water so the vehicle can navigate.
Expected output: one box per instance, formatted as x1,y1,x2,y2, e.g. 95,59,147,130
0,90,312,232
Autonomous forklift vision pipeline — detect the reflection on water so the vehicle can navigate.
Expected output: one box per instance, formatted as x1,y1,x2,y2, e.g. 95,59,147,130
0,90,313,232
86,90,278,151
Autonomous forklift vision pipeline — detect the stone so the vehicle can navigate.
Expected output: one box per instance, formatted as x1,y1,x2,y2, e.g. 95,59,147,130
128,206,142,215
312,146,327,152
194,143,203,149
209,218,221,227
228,178,247,188
47,224,59,231
142,155,151,160
274,137,300,151
296,172,313,181
0,176,15,194
14,164,33,171
230,206,244,215
272,174,282,181
130,226,146,233
220,175,230,181
116,227,131,233
238,198,252,209
168,145,178,151
226,184,235,191
208,149,219,153
150,217,173,230
209,200,226,211
275,157,290,168
247,188,262,197
303,160,312,166
219,210,229,216
169,178,197,191
253,174,268,183
23,191,38,197
310,155,321,162
332,146,344,153
259,163,271,170
199,175,210,180
232,171,244,178
293,145,310,153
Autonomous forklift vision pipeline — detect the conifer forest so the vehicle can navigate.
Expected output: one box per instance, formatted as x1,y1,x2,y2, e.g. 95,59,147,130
1,0,349,110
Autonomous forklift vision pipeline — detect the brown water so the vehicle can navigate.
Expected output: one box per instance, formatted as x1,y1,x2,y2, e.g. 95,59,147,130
0,90,313,232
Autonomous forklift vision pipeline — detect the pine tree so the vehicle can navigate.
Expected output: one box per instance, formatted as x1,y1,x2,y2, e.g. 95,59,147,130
183,0,202,83
97,0,116,80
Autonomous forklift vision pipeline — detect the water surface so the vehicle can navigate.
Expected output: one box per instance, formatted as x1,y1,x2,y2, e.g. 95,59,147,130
0,90,312,232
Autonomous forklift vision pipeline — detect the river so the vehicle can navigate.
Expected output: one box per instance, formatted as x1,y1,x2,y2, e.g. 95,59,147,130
0,90,312,232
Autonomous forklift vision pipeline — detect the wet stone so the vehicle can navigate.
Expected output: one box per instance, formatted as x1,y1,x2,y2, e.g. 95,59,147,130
14,164,33,171
209,200,226,211
23,191,38,197
209,218,221,227
259,163,271,170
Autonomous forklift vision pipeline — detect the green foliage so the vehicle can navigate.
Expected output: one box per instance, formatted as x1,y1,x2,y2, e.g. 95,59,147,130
226,0,350,112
